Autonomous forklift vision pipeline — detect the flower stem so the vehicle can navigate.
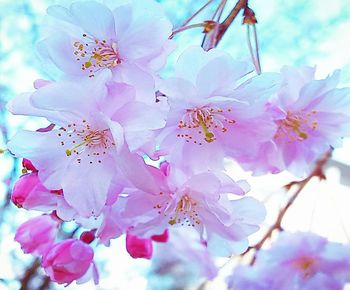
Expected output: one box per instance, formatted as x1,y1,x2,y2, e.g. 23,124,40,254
213,0,249,47
170,23,207,39
177,0,214,29
247,24,261,75
247,150,332,265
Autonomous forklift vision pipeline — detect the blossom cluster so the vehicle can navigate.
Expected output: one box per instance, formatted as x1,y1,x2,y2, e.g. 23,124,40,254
227,232,350,290
6,0,350,286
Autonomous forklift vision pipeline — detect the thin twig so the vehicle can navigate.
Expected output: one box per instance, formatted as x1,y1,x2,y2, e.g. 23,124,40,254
170,23,207,39
177,0,214,29
247,25,261,74
248,150,332,265
20,259,41,290
253,25,261,73
201,0,228,50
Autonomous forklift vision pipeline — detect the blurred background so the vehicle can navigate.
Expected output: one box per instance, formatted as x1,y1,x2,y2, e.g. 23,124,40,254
1,0,350,289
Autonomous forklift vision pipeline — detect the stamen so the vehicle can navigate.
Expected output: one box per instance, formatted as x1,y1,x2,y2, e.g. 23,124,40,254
168,195,201,227
59,121,115,163
275,110,318,142
294,256,315,278
0,148,6,154
73,33,121,77
177,106,235,145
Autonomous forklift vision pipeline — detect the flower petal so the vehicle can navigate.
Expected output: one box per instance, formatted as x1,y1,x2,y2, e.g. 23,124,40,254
62,156,115,217
49,2,116,40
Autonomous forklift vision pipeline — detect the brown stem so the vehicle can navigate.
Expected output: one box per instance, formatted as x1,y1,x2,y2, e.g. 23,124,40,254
170,23,207,39
214,0,248,47
201,0,228,50
20,259,41,290
38,277,51,290
248,150,332,265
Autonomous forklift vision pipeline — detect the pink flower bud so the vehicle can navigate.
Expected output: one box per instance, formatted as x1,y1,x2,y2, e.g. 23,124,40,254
80,230,96,244
11,173,57,210
126,234,153,259
42,239,94,284
22,159,37,172
151,229,169,243
15,214,58,256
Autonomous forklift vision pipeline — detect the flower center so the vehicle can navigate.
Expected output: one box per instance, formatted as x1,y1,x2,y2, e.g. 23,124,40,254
294,256,315,278
177,106,235,145
58,120,115,164
73,33,121,78
274,110,318,142
168,194,201,227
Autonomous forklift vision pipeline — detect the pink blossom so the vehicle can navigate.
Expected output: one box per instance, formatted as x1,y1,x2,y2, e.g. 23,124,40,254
38,0,173,104
151,229,218,281
227,232,350,290
7,71,165,217
96,202,127,246
126,234,153,259
240,66,350,176
157,46,278,172
95,153,168,246
11,172,57,211
42,239,95,285
15,214,58,256
122,162,265,256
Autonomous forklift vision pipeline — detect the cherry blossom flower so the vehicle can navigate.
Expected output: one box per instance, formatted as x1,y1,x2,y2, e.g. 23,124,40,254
151,229,218,282
240,66,350,176
158,46,278,172
42,239,96,285
38,0,173,103
15,214,59,256
227,232,350,290
7,71,165,217
8,0,350,286
122,162,265,256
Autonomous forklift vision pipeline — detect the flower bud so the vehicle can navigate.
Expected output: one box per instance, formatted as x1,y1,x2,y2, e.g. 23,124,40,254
80,230,96,244
15,214,58,256
42,239,94,284
11,172,57,211
126,234,153,259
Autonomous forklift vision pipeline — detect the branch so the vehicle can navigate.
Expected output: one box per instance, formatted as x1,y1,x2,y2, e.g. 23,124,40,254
201,0,228,50
20,259,41,290
214,0,248,46
247,150,332,264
